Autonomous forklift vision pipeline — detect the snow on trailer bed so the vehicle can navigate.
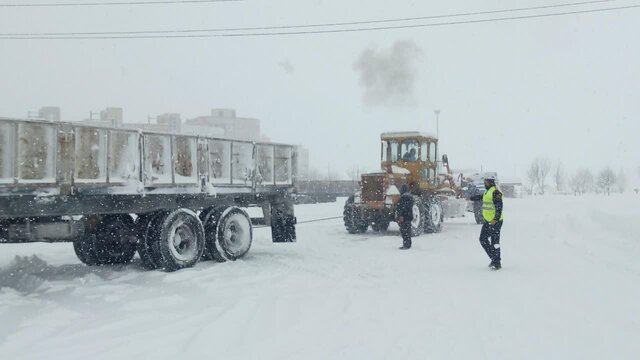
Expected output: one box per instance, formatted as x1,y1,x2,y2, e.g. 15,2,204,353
1,195,639,359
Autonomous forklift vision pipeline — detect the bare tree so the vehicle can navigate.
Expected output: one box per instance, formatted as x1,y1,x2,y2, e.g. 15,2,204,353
570,168,594,195
597,167,616,196
537,157,551,194
527,157,551,194
616,168,627,193
554,161,566,193
526,160,539,195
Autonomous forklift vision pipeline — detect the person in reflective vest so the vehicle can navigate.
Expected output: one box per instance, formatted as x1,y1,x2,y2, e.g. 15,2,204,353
469,174,504,270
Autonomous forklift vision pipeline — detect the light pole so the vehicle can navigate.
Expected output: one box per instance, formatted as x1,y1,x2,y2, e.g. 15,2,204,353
434,109,441,139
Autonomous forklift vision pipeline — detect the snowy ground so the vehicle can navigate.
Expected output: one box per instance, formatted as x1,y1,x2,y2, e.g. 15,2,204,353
1,195,639,359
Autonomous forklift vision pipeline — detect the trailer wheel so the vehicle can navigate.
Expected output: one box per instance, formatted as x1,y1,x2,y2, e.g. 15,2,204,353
410,196,426,237
92,215,137,265
425,197,443,233
74,215,137,266
210,207,253,261
343,196,368,234
153,209,205,271
136,212,167,270
200,207,227,262
73,234,99,266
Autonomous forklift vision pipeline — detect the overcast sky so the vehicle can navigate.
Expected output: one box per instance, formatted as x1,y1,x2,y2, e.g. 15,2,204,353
1,0,639,184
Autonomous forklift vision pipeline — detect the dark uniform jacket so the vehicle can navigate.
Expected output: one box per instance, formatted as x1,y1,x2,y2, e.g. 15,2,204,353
396,193,414,223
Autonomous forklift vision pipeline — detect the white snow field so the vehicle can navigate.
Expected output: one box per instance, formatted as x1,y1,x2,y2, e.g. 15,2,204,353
1,195,639,359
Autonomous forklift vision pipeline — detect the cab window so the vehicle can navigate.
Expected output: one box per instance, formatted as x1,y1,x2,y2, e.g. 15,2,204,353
382,141,388,162
389,141,399,161
400,140,419,162
420,142,428,161
428,142,436,162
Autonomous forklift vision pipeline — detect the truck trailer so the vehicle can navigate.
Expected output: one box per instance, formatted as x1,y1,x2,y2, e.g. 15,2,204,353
0,117,297,271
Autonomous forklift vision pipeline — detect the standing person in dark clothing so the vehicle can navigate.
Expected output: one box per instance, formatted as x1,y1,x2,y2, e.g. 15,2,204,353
396,184,414,250
469,174,504,270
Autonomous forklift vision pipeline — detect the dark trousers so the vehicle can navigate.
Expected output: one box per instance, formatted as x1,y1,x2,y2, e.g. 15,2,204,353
479,220,503,263
400,222,412,248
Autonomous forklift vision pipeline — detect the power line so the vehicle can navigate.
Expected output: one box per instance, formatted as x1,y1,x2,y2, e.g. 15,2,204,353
0,0,240,7
1,3,639,39
0,0,623,37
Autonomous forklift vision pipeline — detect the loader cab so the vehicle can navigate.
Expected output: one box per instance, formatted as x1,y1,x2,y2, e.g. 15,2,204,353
380,132,439,186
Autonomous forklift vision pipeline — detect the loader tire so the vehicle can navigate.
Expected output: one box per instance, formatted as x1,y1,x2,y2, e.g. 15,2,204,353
371,218,390,232
343,196,368,234
410,196,426,237
425,197,443,233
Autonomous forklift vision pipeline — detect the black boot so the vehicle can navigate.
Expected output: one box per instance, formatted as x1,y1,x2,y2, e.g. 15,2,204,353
489,261,501,270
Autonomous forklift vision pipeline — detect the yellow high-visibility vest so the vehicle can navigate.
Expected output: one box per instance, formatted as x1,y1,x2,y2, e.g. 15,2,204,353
482,186,504,222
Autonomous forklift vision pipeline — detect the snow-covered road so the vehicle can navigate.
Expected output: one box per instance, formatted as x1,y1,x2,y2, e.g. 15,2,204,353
1,195,639,359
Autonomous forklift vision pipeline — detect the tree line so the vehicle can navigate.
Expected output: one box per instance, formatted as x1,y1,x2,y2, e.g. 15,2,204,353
527,157,632,195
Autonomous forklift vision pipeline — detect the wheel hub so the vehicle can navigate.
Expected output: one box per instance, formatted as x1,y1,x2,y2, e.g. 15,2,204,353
168,221,197,261
431,203,442,225
411,204,421,228
222,214,251,256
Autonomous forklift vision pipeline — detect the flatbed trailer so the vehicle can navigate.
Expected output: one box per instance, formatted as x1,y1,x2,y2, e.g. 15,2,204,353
0,117,297,271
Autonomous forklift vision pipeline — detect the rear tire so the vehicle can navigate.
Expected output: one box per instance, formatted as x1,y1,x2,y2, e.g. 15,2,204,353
152,209,205,271
74,234,98,266
136,212,167,270
201,206,228,262
209,207,253,261
74,215,137,266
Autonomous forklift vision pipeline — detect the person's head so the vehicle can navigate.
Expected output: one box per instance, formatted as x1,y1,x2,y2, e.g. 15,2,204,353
483,174,496,188
400,184,409,194
409,148,416,155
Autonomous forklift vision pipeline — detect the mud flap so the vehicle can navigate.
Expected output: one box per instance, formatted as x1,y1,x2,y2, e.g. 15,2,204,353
271,199,297,243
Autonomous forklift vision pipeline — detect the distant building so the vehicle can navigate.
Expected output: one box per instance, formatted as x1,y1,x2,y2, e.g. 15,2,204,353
100,107,123,127
80,107,124,127
185,109,260,141
156,113,182,133
38,107,60,122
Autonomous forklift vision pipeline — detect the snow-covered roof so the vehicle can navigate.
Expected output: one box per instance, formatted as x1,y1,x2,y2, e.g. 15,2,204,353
380,131,438,140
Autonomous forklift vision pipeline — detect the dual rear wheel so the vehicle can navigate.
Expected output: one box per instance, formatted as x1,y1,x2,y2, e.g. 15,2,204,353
74,206,253,271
